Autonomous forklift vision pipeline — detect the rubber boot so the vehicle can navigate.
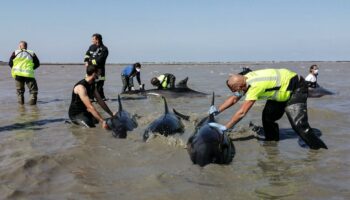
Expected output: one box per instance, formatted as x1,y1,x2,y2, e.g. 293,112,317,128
17,94,24,105
285,103,328,149
28,94,37,105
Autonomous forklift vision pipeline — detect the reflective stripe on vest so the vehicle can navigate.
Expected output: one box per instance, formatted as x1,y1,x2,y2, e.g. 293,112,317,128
11,50,35,78
245,69,297,102
157,75,168,88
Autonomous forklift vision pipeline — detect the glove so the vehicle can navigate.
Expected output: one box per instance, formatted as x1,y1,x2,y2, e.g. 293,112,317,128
208,122,227,134
208,106,219,115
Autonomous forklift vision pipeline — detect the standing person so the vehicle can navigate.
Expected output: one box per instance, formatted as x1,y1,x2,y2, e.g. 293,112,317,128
150,73,176,89
121,63,142,92
9,41,40,105
84,33,109,100
69,65,113,129
305,64,319,88
208,68,327,150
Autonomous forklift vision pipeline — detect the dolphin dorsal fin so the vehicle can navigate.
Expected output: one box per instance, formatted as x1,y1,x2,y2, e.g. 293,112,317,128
118,94,123,112
162,96,169,114
209,92,215,121
175,77,189,88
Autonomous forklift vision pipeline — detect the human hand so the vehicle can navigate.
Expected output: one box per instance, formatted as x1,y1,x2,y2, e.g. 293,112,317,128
208,122,227,134
84,62,88,67
208,106,219,115
102,120,110,130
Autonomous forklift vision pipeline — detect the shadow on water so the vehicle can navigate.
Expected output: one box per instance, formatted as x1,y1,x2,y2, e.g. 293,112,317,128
37,98,65,104
0,118,66,132
249,122,323,139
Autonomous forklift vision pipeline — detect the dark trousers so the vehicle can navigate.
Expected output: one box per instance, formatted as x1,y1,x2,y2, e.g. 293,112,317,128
69,112,98,128
262,77,327,149
96,80,105,99
121,75,134,92
15,76,38,104
166,74,176,88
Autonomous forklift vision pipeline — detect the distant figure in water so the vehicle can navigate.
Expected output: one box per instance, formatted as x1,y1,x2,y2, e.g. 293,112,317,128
121,63,142,92
150,73,176,89
208,68,327,150
305,64,319,88
9,41,40,105
69,65,113,129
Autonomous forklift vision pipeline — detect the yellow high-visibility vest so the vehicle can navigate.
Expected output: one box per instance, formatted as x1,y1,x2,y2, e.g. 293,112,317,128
244,69,297,102
11,49,35,78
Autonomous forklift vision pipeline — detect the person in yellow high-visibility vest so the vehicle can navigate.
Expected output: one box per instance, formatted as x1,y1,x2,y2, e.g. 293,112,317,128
9,41,40,105
208,68,327,150
150,73,176,89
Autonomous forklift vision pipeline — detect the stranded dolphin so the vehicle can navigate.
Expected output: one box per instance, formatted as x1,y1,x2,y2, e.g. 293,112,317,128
121,77,208,99
187,92,235,167
143,96,189,141
308,84,335,98
106,95,138,138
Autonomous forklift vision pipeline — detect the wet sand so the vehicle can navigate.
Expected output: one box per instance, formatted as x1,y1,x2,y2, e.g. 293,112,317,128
0,62,349,199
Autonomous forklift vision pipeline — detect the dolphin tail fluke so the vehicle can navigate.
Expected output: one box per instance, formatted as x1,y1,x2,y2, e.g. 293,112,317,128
173,109,190,121
176,77,189,88
162,96,169,114
118,94,123,112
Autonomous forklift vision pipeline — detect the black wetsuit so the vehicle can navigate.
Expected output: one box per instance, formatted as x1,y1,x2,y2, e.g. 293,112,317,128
84,44,109,99
68,79,97,127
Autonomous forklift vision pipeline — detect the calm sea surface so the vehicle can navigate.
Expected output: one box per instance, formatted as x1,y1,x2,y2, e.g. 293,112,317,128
0,62,349,199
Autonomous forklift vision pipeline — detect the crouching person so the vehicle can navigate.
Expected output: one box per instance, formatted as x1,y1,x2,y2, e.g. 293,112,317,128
69,65,113,129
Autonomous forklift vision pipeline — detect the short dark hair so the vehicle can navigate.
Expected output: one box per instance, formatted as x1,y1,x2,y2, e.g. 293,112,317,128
309,64,318,72
92,33,103,42
86,65,97,76
134,62,141,68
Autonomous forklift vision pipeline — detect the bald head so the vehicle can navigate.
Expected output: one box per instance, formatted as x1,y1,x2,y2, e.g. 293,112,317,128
226,74,247,92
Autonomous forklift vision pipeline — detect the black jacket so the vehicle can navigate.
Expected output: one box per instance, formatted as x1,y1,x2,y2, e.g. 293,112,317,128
84,44,109,77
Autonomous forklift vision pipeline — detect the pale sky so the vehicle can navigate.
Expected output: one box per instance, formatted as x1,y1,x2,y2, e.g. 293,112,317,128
0,0,349,63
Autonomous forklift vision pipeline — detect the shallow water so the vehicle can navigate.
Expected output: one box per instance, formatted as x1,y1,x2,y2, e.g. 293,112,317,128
0,62,349,199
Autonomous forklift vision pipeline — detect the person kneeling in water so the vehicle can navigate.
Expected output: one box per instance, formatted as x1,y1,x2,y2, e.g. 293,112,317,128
68,65,113,129
150,73,176,89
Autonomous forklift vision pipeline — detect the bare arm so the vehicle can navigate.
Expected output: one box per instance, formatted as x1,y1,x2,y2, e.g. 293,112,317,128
218,96,241,113
225,100,255,129
74,85,106,125
94,89,113,117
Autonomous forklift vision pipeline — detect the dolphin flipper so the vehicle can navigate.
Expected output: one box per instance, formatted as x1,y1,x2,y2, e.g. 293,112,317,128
173,108,190,121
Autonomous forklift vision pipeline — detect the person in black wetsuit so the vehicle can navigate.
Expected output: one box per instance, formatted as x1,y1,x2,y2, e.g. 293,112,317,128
69,65,113,128
84,33,109,100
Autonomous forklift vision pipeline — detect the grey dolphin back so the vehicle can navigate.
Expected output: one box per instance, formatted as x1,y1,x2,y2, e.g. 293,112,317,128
107,94,138,138
187,92,235,166
143,96,186,141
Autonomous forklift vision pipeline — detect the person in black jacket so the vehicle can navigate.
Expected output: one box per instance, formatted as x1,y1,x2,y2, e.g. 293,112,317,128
84,33,109,100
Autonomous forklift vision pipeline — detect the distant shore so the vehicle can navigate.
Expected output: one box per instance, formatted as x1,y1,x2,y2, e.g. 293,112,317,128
1,60,349,66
